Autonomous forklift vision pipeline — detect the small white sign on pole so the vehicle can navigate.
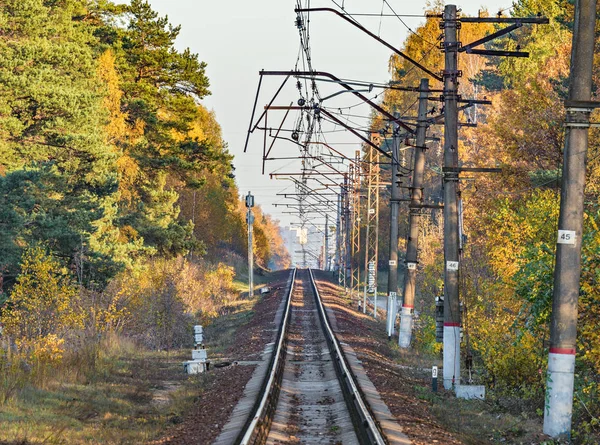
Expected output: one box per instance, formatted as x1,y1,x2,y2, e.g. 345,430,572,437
557,230,576,245
446,261,459,271
407,262,417,270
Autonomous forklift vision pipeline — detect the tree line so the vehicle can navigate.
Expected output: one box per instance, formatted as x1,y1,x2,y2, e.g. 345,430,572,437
0,0,290,398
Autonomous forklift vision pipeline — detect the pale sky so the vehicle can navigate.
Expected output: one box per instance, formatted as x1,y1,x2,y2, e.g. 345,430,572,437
144,0,514,227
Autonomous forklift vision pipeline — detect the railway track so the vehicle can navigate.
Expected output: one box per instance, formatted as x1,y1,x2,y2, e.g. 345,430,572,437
236,269,386,445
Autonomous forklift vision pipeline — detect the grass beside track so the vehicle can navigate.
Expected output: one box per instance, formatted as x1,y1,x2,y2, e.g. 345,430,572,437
0,346,194,444
0,273,277,445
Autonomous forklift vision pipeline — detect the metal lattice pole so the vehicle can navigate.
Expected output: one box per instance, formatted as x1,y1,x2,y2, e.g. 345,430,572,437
351,151,362,307
363,136,381,316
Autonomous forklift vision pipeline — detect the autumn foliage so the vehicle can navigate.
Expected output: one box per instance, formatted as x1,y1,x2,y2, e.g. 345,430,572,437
0,0,289,404
372,0,600,439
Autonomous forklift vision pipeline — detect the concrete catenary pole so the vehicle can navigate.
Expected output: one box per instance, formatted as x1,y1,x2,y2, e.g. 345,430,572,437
344,173,352,286
336,190,342,280
246,191,255,297
386,122,402,337
544,0,596,438
399,78,429,348
324,213,329,271
442,5,461,389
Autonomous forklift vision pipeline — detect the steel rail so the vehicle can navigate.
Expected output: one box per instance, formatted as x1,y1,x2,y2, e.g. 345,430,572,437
308,269,387,445
236,268,297,445
236,268,388,444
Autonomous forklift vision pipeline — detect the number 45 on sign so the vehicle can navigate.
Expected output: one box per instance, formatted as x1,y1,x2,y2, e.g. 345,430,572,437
557,230,576,245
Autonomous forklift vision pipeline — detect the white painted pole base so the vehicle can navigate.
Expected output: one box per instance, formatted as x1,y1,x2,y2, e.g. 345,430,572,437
398,306,413,348
392,297,397,332
386,295,394,337
443,324,461,389
373,292,378,319
543,351,576,438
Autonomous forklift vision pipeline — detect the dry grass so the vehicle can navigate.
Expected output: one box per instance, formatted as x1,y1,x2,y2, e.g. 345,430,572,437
0,271,281,444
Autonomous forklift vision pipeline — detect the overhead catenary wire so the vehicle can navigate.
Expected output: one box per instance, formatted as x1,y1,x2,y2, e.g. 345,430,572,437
383,0,437,45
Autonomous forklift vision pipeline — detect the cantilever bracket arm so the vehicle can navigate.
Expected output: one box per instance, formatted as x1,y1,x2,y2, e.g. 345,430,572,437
261,70,416,134
244,73,290,153
295,7,443,82
318,108,392,159
264,105,392,159
459,23,522,53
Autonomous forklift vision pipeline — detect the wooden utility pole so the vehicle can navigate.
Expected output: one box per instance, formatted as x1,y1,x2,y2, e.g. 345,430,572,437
399,78,430,348
544,0,597,438
441,4,461,390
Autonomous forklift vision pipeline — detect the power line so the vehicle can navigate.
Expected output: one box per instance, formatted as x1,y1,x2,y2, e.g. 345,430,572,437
383,0,437,45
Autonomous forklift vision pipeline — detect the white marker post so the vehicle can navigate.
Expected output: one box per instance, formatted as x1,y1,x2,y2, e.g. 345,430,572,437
386,291,397,338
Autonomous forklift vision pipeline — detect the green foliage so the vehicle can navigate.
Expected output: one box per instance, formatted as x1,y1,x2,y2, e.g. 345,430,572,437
498,0,573,88
412,313,441,355
0,0,130,286
1,246,82,342
0,0,291,420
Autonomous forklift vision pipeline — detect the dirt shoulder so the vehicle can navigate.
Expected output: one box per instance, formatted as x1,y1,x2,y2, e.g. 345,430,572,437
313,271,464,444
313,271,549,445
152,269,291,445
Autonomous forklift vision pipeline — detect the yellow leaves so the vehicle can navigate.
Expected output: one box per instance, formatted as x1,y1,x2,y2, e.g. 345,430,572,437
469,294,545,387
118,225,139,244
97,49,128,143
484,190,559,280
93,296,131,334
21,334,65,365
1,247,82,342
116,154,140,207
